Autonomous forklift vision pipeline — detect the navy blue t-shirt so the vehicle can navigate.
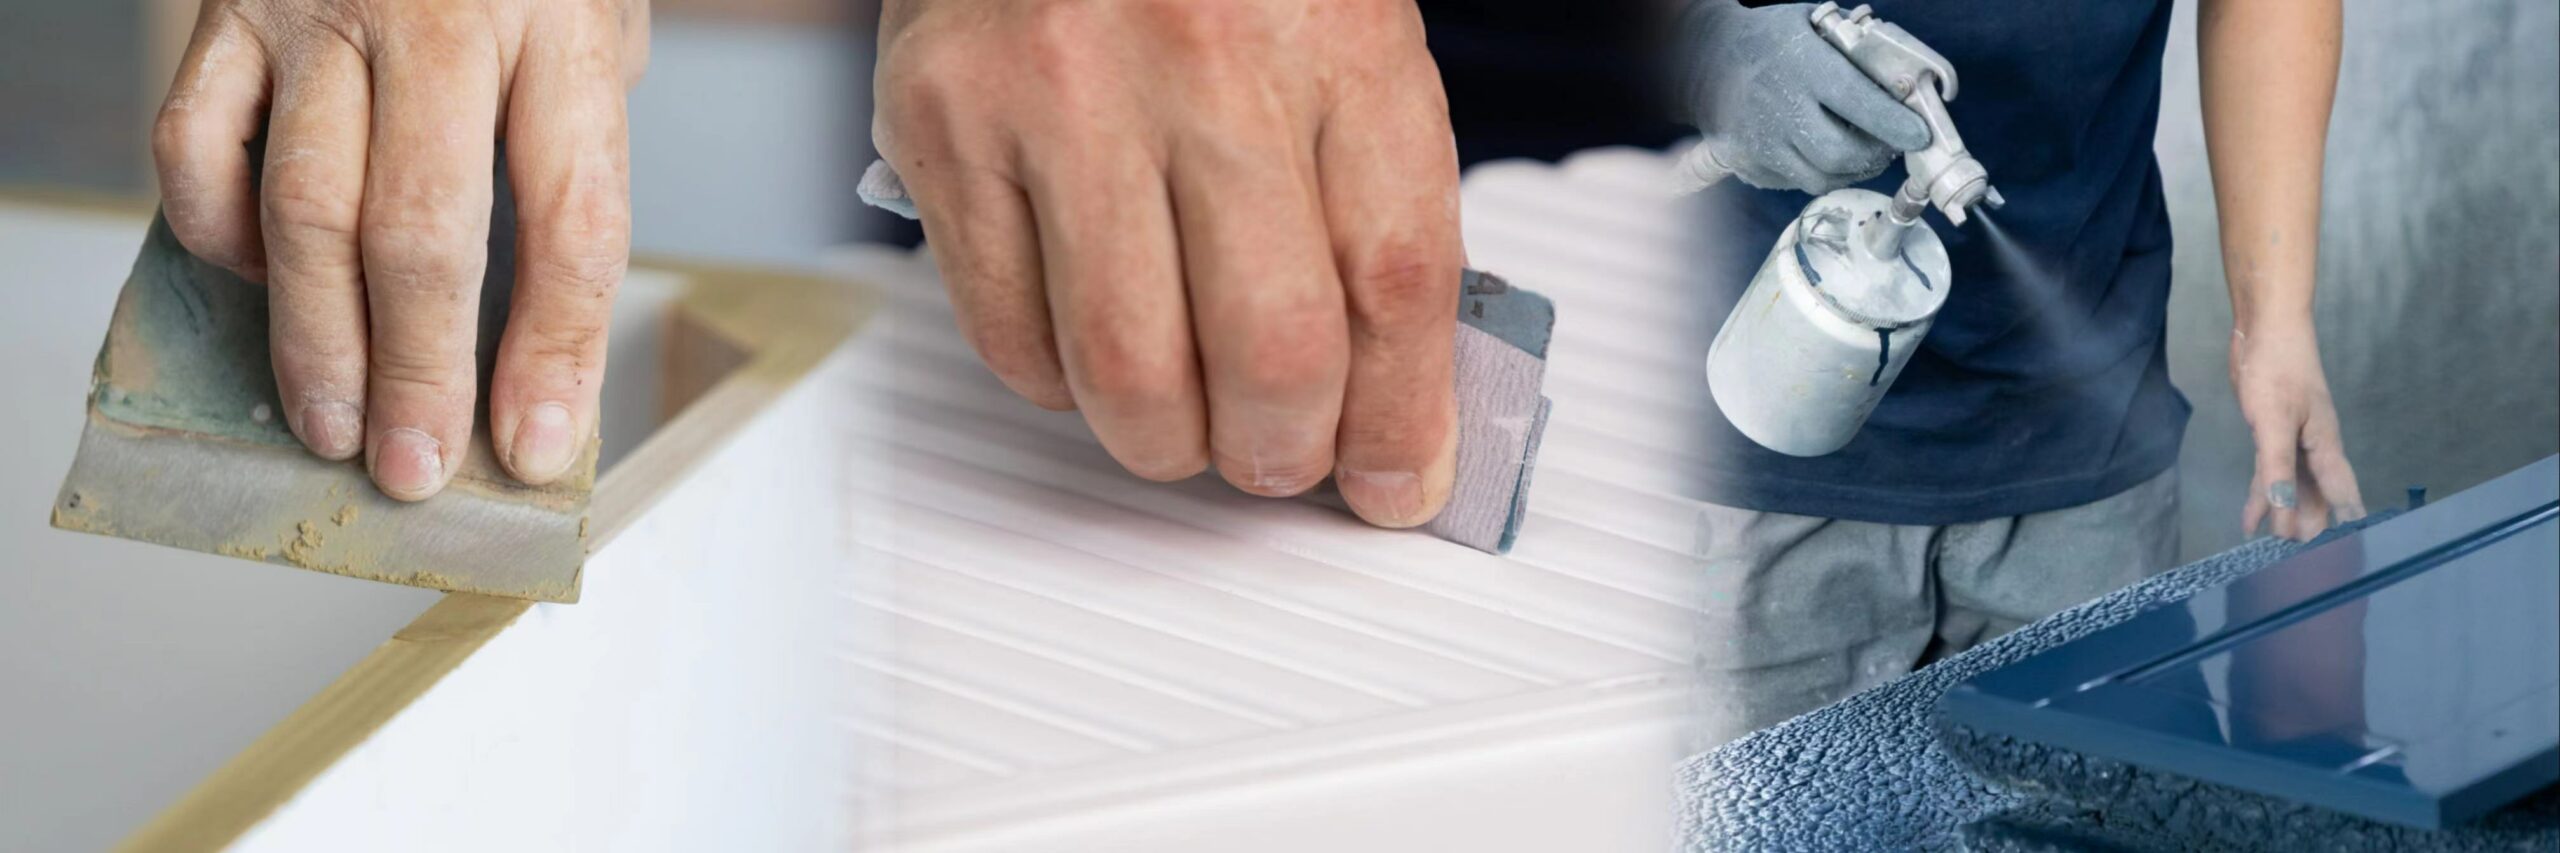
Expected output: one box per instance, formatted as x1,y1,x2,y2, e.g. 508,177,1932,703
1694,0,2189,524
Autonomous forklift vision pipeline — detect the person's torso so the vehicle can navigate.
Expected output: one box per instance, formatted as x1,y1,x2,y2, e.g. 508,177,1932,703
1695,0,2190,523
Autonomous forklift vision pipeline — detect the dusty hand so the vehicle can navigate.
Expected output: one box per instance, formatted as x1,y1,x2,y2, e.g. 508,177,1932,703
872,0,1465,527
154,0,649,500
2231,317,2365,540
1676,0,1930,193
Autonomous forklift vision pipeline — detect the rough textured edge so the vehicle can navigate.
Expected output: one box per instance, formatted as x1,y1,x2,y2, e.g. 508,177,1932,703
1495,396,1551,554
111,256,872,853
1674,518,2396,851
1936,721,2560,852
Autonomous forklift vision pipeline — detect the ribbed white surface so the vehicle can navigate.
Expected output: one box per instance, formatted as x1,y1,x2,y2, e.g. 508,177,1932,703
829,148,1716,846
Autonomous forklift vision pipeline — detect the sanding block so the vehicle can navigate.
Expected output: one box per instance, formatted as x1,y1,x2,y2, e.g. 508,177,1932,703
859,160,1553,553
51,181,596,602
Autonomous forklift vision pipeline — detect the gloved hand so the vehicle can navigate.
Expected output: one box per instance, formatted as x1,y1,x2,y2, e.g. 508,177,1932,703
1675,1,1932,194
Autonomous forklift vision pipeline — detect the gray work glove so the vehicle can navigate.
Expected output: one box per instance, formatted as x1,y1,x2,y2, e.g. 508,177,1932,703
1674,0,1932,194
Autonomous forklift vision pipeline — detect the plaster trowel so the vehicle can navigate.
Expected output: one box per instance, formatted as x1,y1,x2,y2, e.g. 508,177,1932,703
50,168,595,602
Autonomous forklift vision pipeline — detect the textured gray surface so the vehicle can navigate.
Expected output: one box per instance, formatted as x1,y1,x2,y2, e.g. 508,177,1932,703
1941,726,2559,852
1674,519,2408,851
2156,0,2560,563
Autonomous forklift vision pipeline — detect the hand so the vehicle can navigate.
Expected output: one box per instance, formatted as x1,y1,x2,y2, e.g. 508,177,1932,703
1676,1,1931,193
2230,317,2365,540
153,0,650,500
872,0,1465,528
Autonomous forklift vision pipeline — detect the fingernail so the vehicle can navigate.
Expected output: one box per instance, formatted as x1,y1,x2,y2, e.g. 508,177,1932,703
508,402,578,483
296,401,361,460
1341,469,1428,528
1235,445,1326,497
2266,480,2298,510
374,427,446,500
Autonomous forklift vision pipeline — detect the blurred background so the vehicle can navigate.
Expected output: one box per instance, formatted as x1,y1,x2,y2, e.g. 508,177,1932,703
2,0,2551,560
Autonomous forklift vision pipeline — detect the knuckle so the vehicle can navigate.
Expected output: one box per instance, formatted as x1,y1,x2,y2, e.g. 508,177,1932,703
1069,334,1189,412
1019,1,1108,71
529,247,627,301
368,344,473,397
1344,243,1455,333
1134,0,1261,57
1231,322,1341,399
878,50,968,125
967,321,1063,390
363,207,481,283
149,110,198,171
263,177,362,244
509,313,607,374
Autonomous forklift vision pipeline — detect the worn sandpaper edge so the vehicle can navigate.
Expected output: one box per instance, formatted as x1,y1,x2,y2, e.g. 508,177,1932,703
860,169,1555,553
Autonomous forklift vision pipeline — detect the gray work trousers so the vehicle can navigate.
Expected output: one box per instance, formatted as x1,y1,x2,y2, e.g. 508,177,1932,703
1684,470,2180,747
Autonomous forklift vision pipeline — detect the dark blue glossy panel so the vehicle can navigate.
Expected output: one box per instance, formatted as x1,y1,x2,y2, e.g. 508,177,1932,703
1941,456,2560,830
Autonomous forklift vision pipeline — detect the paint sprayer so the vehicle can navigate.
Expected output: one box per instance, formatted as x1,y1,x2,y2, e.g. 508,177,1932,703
1679,2,2001,456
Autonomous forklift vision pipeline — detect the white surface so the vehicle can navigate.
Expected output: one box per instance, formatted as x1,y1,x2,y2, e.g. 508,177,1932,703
828,148,1723,852
0,204,443,853
0,201,682,852
237,342,859,852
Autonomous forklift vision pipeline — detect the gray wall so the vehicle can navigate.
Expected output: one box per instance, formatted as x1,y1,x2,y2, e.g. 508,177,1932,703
2156,0,2560,561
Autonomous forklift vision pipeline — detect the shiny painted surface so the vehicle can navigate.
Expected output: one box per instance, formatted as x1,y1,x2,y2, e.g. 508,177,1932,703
1943,456,2560,829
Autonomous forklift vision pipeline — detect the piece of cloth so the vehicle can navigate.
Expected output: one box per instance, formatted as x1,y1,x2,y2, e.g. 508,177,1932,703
1672,513,2420,852
855,167,1554,553
1672,1,1933,193
1687,0,2187,525
1685,468,2179,747
857,160,916,219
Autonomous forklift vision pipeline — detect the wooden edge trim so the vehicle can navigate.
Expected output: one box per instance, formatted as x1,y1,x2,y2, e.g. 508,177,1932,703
115,255,874,853
0,189,159,219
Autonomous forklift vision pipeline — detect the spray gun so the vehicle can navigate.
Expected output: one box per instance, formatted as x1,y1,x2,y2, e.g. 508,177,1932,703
1689,3,1997,457
1679,2,2003,227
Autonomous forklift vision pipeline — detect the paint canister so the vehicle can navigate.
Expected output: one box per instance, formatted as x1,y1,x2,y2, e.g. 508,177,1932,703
1705,188,1951,457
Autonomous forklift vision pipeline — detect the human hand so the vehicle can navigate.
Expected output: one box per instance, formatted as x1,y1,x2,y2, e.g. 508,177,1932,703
872,0,1465,528
1674,1,1930,193
154,0,649,500
2230,317,2366,540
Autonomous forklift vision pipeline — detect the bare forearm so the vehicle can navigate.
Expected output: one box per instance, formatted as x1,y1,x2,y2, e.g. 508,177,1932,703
2198,0,2341,330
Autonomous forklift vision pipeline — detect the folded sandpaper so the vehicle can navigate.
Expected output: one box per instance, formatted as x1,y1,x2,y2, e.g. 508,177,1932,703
858,161,1552,553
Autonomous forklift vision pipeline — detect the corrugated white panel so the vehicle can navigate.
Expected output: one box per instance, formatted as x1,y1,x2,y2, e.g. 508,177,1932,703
833,148,1713,847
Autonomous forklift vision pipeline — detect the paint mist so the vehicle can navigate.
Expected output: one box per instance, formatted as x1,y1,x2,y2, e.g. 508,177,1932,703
1966,211,2079,352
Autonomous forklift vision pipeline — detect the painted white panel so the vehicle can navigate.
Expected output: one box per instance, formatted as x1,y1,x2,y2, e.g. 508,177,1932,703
0,203,682,852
